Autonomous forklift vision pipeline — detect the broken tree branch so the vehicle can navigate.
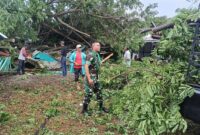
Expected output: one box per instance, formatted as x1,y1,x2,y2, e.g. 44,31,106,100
49,9,82,17
88,13,124,20
57,17,91,38
43,23,82,44
140,23,174,34
73,32,91,47
101,53,113,63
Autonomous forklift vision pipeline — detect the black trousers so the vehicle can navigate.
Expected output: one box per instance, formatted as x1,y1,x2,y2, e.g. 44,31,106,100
17,60,25,74
74,68,84,82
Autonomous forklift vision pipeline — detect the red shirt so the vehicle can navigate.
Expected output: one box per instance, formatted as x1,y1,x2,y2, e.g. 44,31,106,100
74,52,82,69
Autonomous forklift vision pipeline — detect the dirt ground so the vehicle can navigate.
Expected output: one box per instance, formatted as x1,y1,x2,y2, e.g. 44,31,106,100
0,74,117,135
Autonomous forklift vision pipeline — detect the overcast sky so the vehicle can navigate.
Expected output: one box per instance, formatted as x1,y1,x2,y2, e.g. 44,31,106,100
140,0,198,17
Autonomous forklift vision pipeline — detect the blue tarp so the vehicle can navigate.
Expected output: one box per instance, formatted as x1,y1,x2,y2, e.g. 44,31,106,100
0,57,11,72
32,51,57,62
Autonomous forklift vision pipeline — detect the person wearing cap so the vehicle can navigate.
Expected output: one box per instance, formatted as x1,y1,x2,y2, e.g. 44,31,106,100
69,44,86,89
17,45,29,75
60,41,67,77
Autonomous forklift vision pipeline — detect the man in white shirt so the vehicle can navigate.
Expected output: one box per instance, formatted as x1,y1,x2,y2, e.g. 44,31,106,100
17,45,28,75
124,47,131,67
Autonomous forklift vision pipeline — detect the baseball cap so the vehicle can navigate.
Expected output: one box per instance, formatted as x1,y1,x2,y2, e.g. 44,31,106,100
76,44,82,48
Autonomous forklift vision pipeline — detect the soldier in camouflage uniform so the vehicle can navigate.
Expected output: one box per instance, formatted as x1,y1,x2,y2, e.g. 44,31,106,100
81,42,108,114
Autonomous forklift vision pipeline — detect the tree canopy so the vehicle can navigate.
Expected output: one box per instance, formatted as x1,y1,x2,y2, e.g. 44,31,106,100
0,0,162,51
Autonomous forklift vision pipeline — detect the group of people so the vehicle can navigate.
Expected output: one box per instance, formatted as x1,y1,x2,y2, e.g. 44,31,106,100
16,43,137,115
16,41,108,115
15,41,111,115
16,41,108,114
59,41,108,114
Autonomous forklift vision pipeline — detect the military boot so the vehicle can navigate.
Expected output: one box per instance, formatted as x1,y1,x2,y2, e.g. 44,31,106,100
99,102,109,113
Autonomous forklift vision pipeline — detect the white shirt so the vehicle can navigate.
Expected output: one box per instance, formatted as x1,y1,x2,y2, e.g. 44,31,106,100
124,50,131,60
18,47,27,60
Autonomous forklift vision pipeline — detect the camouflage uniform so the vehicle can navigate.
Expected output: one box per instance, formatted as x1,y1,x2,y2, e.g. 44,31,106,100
82,50,104,112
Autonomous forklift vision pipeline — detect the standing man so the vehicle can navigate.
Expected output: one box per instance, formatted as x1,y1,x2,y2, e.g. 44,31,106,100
17,45,28,75
81,42,108,115
124,47,131,67
69,44,86,90
60,41,67,77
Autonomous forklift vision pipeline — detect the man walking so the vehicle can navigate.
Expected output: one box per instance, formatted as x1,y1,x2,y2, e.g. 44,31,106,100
81,42,108,115
17,45,28,75
69,44,86,90
60,41,67,77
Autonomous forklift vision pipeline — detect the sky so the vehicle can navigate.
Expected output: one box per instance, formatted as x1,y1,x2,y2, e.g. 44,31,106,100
140,0,198,17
